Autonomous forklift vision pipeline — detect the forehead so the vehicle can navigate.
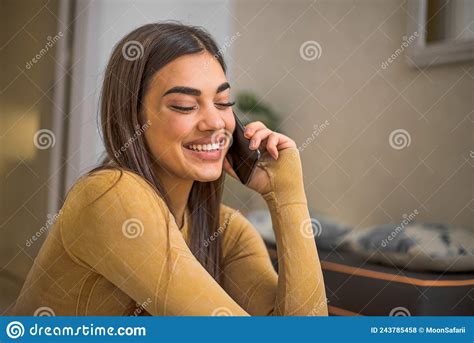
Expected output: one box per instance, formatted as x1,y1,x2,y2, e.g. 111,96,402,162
150,51,227,95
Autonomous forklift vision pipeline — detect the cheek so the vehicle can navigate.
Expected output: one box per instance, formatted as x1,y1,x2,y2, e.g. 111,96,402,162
224,111,236,134
144,116,191,158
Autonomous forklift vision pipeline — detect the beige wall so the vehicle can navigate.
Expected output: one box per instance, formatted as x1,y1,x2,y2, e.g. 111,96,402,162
0,0,60,313
224,0,473,230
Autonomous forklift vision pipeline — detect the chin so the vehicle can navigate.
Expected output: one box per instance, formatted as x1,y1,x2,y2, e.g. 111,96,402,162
192,168,223,182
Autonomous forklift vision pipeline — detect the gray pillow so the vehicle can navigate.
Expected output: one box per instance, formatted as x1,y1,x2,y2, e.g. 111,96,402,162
246,209,474,272
349,223,474,272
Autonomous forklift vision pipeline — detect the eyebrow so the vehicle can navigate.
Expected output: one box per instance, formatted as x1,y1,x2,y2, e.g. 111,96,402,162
162,82,230,97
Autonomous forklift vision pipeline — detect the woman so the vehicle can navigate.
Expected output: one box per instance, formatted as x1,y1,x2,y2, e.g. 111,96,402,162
13,22,328,316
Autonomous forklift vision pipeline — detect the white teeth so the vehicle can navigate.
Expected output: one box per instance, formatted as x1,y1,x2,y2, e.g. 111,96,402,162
186,143,220,151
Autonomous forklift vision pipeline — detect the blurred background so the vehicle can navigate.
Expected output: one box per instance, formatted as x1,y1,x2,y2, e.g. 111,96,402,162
1,0,473,316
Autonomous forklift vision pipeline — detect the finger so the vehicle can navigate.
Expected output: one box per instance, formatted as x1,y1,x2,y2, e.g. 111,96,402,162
244,121,266,138
249,128,273,150
266,132,280,159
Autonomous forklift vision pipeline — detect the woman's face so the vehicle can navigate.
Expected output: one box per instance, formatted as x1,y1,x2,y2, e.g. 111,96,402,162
142,51,236,182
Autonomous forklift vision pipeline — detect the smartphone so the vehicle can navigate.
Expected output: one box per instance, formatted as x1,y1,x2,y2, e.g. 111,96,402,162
226,110,261,185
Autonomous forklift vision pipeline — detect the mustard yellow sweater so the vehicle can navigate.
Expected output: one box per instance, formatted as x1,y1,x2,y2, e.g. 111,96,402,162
12,147,328,316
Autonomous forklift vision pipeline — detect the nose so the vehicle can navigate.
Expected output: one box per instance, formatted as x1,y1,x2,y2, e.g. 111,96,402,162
197,106,226,132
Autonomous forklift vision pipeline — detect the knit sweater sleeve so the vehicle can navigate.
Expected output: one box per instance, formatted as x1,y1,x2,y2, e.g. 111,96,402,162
220,147,328,316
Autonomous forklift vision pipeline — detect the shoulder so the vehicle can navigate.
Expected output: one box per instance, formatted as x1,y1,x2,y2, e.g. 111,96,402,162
64,168,166,212
59,168,171,246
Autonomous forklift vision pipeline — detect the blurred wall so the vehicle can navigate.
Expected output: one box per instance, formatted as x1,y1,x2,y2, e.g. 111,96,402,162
0,0,61,313
65,0,235,190
223,0,473,230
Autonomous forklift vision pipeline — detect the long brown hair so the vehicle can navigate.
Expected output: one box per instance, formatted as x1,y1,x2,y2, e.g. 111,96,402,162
89,21,227,283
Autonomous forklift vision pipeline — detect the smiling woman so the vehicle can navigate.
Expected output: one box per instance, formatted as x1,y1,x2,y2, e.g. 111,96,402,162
11,21,328,316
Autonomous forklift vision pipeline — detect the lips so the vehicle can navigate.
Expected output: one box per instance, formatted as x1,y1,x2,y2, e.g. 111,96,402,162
184,136,226,147
182,130,231,161
182,145,222,161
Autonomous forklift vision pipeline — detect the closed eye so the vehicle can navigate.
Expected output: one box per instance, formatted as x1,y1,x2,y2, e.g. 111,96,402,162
170,101,235,113
215,101,235,109
170,105,196,112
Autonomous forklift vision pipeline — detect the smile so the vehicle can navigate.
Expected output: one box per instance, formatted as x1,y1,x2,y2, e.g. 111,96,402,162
183,140,225,161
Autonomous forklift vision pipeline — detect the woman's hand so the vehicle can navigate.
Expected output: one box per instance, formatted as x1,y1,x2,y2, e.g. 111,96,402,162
223,121,297,195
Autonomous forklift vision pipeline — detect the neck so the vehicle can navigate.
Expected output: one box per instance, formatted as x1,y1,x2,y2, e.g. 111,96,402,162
154,166,193,229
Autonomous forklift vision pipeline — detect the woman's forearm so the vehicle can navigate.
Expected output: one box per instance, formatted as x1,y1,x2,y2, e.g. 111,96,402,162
258,147,328,316
262,194,328,316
